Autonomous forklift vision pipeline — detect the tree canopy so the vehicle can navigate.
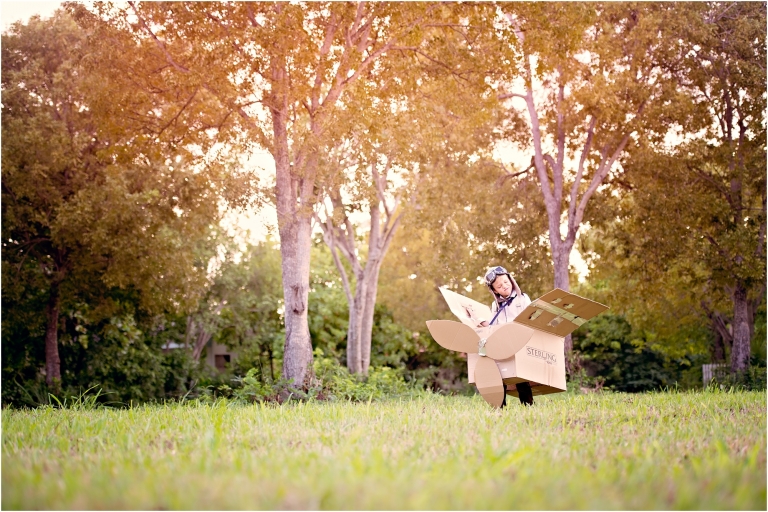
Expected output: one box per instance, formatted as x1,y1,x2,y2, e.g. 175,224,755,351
2,2,765,404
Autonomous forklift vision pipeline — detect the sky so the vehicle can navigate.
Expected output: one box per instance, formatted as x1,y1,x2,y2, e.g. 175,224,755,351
1,1,62,28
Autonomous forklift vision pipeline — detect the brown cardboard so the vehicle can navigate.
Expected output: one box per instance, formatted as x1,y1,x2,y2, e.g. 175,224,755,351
425,321,534,359
437,287,492,327
515,288,609,337
427,288,608,408
424,320,482,353
473,357,505,408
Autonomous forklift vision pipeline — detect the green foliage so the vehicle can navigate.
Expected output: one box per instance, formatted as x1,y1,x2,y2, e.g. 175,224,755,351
752,303,767,363
199,349,422,405
311,349,420,402
2,9,251,394
709,366,768,392
307,247,350,363
197,237,286,381
369,306,419,368
1,297,212,407
226,369,301,404
572,314,703,392
307,241,426,371
65,314,166,404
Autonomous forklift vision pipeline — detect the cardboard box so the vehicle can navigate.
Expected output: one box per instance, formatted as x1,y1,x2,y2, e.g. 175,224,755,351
467,329,566,397
427,287,608,407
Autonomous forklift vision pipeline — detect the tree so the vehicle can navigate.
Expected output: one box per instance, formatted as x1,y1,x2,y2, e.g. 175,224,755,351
313,17,502,374
679,2,766,374
2,12,95,388
315,148,405,375
82,2,444,387
199,237,286,380
593,2,766,374
2,11,239,388
306,240,428,377
483,3,692,356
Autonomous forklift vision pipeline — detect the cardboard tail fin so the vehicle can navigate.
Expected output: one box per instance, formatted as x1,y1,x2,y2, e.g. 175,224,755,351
474,357,505,408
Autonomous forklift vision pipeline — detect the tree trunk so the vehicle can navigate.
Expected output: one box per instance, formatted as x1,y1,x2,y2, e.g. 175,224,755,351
551,240,573,355
346,275,366,374
747,290,763,344
712,324,727,363
272,99,314,388
192,327,212,361
278,210,314,387
44,283,62,388
730,280,751,373
319,164,403,375
359,197,398,375
702,302,734,363
269,344,275,382
359,262,383,375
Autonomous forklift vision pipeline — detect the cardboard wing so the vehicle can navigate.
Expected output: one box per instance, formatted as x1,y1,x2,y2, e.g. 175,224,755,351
437,287,492,327
425,320,534,359
426,320,535,407
514,288,609,337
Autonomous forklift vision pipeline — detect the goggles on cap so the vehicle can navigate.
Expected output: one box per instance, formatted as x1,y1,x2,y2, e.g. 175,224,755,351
484,266,508,286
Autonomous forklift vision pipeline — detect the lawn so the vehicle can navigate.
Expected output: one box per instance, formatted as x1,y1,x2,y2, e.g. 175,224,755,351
2,389,765,510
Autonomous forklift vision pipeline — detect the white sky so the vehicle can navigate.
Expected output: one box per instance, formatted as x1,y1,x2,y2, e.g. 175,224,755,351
1,1,62,28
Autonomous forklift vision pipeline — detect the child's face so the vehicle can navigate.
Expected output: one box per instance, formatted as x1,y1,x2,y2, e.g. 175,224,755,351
491,274,513,297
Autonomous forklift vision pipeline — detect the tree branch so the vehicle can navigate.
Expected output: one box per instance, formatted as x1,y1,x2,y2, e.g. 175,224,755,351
495,160,535,188
555,67,566,203
128,2,190,73
128,2,271,149
316,209,354,304
326,189,361,273
567,116,597,233
571,132,632,240
688,163,733,207
157,86,199,136
506,13,556,220
497,92,526,100
380,209,403,256
311,10,340,112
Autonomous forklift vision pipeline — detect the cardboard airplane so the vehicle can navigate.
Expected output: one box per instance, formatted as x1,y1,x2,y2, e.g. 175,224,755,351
426,287,609,408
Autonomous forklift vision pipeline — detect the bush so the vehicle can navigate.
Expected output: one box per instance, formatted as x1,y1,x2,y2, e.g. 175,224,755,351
201,349,425,405
312,349,419,401
572,314,688,392
709,365,767,391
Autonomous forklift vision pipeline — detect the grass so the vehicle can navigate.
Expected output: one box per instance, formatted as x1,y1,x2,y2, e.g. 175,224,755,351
2,389,765,510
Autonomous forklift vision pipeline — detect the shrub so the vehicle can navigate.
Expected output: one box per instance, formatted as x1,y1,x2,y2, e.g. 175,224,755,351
709,365,767,391
206,349,425,405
